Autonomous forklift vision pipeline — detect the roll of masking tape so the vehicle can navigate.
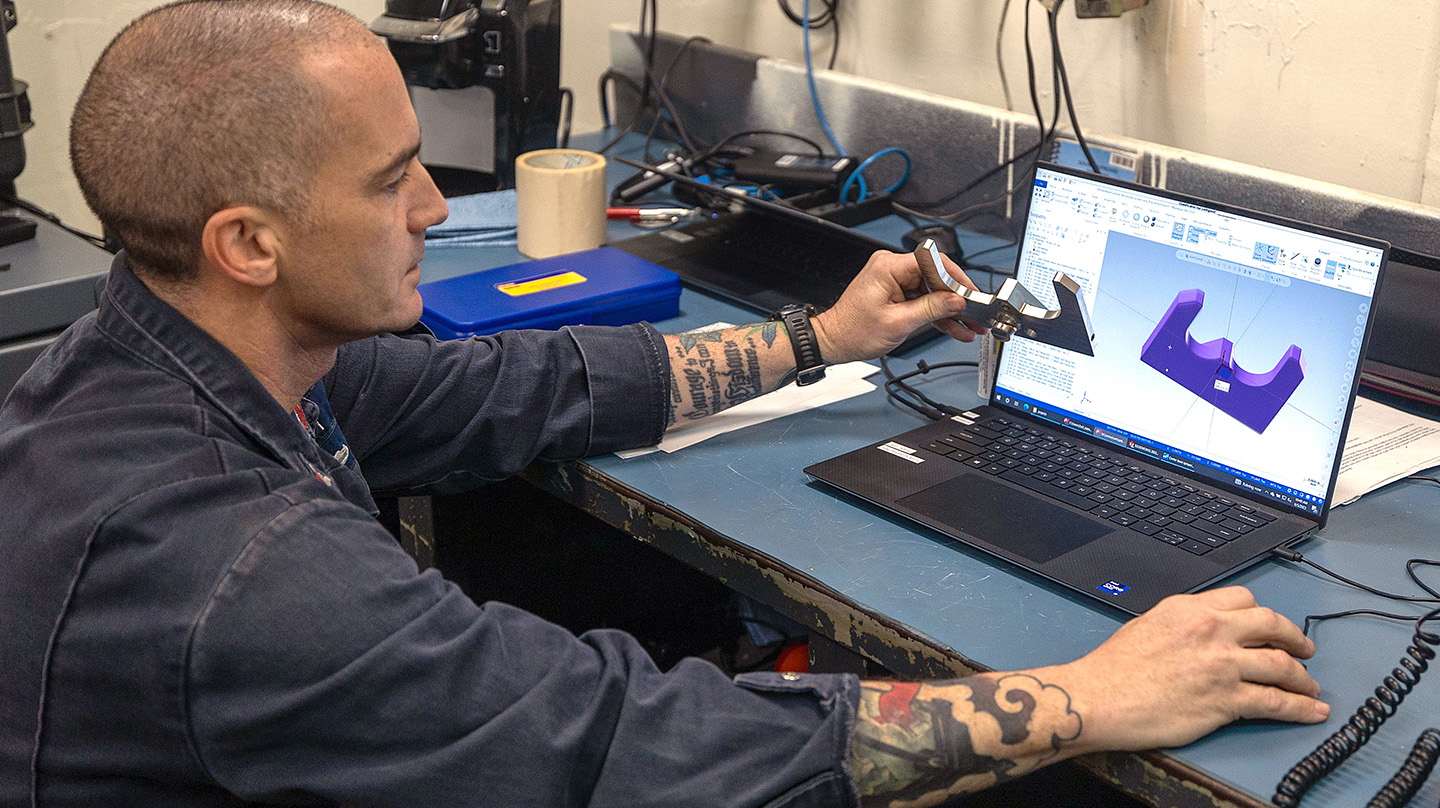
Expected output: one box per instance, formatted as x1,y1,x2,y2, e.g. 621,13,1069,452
515,149,607,259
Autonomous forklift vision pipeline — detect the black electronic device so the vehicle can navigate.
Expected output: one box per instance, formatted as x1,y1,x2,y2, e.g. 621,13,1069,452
723,147,853,189
372,0,562,193
0,0,33,247
807,163,1391,614
901,224,961,261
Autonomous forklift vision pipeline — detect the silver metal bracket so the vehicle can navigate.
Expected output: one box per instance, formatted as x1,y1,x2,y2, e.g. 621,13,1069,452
915,239,1096,356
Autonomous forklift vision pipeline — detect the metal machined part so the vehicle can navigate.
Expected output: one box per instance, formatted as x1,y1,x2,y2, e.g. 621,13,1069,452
914,239,1096,356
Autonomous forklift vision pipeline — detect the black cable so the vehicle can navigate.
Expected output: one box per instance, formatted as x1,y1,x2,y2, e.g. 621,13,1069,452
1,195,107,249
1367,728,1440,808
1271,606,1440,807
556,87,573,149
637,0,658,114
778,0,834,28
1408,557,1440,598
1302,609,1426,637
996,0,1014,111
597,68,642,131
597,31,711,158
650,35,711,154
828,1,841,71
895,0,1059,222
1047,1,1102,174
880,356,979,421
779,0,839,69
1271,547,1440,605
895,143,1039,213
964,241,1018,263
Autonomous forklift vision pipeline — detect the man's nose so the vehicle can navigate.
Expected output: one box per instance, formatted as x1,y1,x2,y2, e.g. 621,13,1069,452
411,162,449,232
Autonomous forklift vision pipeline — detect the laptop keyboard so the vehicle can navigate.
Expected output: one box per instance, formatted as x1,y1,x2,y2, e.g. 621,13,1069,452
921,416,1276,556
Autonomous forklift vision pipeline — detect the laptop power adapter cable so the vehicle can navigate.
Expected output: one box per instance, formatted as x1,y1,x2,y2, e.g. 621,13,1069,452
1264,508,1440,805
879,356,978,421
1269,603,1438,808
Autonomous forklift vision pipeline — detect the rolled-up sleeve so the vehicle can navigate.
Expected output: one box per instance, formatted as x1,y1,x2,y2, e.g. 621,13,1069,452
186,499,859,808
323,323,670,493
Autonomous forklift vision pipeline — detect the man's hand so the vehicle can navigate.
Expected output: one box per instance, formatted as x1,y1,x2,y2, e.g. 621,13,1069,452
1050,585,1328,755
812,249,987,364
851,586,1327,805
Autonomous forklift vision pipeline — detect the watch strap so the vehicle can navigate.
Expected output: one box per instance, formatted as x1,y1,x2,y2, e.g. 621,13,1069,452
770,304,826,386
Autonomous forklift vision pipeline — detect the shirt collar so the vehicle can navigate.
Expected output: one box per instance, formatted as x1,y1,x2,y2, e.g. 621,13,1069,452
96,252,324,472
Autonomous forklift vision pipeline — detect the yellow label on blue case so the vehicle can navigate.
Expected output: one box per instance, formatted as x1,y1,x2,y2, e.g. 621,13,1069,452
496,271,588,297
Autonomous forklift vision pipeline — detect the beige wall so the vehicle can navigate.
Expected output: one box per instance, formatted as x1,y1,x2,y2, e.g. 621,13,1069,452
14,1,1440,234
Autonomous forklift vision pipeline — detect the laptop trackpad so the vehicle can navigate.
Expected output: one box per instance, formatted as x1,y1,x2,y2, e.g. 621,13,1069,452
898,473,1112,565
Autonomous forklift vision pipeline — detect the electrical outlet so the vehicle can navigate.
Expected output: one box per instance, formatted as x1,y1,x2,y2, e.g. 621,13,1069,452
1075,0,1149,17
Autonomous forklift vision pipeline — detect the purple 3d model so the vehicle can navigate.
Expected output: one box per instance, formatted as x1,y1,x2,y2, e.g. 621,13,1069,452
1140,289,1304,433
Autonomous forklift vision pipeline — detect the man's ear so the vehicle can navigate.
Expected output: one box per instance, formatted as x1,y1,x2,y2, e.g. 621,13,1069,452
200,206,283,288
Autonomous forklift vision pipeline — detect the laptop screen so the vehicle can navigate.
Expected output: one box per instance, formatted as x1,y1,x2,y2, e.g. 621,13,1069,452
992,163,1387,516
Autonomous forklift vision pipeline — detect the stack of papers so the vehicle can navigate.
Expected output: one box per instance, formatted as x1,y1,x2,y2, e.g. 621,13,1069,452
1335,397,1440,505
425,189,517,247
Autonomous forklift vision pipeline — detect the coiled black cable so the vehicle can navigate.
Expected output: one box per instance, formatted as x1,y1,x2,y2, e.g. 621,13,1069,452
1271,606,1440,807
1366,728,1440,808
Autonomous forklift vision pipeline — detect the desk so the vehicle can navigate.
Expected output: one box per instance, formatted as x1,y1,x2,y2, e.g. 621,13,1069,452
419,139,1440,808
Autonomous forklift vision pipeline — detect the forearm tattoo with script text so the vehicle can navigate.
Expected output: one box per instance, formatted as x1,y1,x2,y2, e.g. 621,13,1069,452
851,674,1082,807
667,323,781,425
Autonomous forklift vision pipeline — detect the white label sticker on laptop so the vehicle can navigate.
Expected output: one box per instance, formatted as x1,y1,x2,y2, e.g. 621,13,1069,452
878,442,924,463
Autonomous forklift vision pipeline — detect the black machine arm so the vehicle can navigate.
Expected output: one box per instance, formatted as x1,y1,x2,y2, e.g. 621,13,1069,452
372,0,562,190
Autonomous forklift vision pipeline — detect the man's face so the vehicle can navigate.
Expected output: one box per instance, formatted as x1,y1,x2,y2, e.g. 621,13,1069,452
270,41,449,348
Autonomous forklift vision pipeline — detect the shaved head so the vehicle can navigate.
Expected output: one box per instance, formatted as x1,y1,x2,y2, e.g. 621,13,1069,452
70,0,384,282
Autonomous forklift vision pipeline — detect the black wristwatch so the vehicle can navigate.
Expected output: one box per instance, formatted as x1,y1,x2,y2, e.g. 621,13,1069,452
769,303,826,386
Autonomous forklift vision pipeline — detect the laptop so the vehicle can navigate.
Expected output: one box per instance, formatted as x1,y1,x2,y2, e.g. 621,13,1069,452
806,162,1390,614
607,156,938,353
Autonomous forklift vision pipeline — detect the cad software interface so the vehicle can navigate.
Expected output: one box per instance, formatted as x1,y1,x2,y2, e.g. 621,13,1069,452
993,166,1384,514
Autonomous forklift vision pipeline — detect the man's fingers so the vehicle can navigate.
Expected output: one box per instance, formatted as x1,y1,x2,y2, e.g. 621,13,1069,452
1237,647,1323,697
1187,585,1260,611
1233,682,1330,724
1221,607,1315,659
932,317,980,343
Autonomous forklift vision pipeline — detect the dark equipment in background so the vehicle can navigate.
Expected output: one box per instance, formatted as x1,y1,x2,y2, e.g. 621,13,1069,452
0,0,34,247
372,0,563,195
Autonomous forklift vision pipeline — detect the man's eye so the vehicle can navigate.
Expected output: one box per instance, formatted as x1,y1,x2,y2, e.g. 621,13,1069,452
386,172,409,192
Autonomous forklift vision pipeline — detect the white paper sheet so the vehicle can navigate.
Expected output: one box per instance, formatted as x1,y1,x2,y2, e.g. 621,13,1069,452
616,360,880,458
1334,397,1440,505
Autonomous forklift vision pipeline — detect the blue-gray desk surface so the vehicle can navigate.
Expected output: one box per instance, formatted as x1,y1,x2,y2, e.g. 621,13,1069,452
418,142,1440,808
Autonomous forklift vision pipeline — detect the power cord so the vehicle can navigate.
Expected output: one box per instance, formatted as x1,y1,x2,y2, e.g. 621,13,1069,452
1271,605,1439,808
1266,477,1440,806
557,87,573,149
895,0,1105,222
1,195,108,250
996,0,1015,111
1046,0,1101,174
779,0,840,70
879,356,979,421
597,4,711,158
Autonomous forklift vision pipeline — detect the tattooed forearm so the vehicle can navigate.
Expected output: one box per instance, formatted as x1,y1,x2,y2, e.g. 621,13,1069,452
851,674,1082,807
664,322,798,425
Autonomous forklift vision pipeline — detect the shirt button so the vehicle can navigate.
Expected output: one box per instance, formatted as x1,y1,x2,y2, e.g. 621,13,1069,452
781,672,800,681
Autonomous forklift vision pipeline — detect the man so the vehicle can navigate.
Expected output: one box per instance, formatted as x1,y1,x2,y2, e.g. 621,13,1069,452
0,1,1328,806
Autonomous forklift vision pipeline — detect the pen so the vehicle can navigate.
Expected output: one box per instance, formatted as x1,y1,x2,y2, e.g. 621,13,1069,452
606,206,696,221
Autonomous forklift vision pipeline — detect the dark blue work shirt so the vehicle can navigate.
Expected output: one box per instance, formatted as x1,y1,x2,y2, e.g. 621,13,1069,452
0,255,859,807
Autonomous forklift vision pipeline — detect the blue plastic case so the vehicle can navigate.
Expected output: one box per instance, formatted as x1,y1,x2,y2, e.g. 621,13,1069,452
418,247,681,339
